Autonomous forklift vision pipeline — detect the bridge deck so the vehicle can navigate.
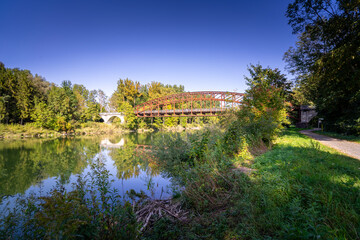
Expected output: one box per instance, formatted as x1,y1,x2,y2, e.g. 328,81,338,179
136,108,227,117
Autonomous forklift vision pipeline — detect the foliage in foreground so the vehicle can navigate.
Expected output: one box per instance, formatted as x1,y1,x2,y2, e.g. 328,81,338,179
0,160,138,239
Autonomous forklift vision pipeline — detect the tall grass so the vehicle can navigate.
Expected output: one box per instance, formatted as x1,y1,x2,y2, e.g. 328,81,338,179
148,128,360,239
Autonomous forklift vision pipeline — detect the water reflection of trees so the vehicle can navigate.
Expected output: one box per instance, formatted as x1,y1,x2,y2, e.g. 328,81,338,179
0,138,100,197
0,132,170,200
108,138,160,180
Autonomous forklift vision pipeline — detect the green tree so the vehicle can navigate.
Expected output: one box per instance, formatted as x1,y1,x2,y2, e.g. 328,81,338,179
119,101,137,129
285,0,360,134
148,81,163,100
31,98,55,128
223,65,289,155
0,95,10,123
46,81,78,131
245,64,292,100
11,69,35,124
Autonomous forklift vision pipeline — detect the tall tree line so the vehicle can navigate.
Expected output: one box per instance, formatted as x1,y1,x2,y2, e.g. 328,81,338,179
0,62,106,131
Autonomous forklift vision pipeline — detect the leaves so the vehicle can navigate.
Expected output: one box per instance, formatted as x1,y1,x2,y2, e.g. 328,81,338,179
285,0,360,134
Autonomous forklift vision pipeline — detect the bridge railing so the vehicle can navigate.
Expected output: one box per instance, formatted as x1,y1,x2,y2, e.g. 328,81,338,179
134,91,244,117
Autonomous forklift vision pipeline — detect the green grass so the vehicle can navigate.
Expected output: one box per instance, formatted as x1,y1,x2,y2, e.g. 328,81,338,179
140,128,360,239
152,128,360,239
213,128,360,239
313,130,360,143
246,129,360,238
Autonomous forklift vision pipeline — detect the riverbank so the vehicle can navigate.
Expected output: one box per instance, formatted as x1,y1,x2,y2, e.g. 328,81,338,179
0,122,206,139
0,122,128,139
2,128,360,239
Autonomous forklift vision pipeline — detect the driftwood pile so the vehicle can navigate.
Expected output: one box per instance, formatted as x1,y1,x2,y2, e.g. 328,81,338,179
134,198,188,232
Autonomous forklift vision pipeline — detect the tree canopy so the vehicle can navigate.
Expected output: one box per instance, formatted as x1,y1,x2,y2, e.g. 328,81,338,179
284,0,360,134
0,63,105,131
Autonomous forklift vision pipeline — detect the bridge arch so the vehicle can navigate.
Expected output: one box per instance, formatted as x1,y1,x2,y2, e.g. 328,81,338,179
100,138,125,148
134,91,244,117
99,112,125,124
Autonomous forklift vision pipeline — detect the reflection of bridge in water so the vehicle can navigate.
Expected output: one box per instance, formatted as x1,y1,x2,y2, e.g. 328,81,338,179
100,138,152,151
100,138,125,148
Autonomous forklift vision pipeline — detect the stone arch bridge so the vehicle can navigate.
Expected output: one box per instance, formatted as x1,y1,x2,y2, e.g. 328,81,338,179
99,112,125,124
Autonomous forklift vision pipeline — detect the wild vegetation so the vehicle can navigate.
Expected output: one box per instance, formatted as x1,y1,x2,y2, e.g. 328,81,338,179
2,59,360,239
1,0,360,238
0,61,292,239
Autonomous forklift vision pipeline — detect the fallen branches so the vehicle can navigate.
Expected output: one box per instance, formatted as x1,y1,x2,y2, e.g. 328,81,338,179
134,198,188,232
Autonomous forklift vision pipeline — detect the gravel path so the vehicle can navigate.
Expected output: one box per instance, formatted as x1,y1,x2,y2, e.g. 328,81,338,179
300,129,360,160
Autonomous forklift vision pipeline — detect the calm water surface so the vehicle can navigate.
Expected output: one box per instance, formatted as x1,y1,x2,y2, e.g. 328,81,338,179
0,132,172,212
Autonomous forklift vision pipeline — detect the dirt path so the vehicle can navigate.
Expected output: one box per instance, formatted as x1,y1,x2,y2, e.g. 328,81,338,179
300,129,360,160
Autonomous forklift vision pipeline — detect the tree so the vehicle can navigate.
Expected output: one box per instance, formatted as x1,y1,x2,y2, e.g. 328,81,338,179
148,82,163,100
245,64,292,100
31,98,55,129
47,81,78,122
223,65,289,155
12,69,34,124
113,78,141,107
97,89,108,112
0,95,9,123
285,0,360,134
119,101,137,129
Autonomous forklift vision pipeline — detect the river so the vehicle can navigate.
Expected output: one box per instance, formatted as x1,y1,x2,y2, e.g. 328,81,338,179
0,132,173,213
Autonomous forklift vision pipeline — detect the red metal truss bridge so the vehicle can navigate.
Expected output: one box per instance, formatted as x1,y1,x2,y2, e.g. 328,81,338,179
134,91,244,117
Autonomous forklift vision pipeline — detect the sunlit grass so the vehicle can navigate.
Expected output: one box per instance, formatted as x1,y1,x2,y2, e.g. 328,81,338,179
239,129,360,239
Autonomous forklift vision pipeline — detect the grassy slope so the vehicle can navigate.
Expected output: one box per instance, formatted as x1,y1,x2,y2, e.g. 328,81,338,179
146,128,360,239
229,129,360,239
313,130,360,143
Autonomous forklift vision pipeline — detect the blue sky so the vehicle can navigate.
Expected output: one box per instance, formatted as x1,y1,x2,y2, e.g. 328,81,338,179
0,0,297,97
